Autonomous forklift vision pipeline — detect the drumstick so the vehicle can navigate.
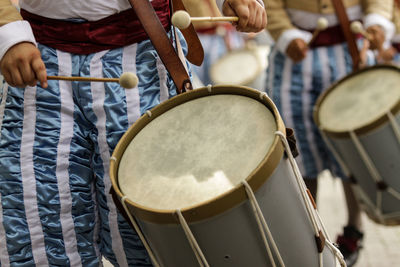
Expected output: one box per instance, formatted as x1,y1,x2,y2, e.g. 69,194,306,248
307,17,329,47
171,10,238,30
47,72,139,89
350,21,373,40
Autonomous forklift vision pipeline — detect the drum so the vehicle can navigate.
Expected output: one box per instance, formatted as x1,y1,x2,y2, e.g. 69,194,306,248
209,45,269,91
110,85,344,267
314,65,400,225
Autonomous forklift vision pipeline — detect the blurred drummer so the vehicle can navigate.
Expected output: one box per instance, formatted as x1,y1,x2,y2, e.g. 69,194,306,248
263,0,394,266
377,0,400,64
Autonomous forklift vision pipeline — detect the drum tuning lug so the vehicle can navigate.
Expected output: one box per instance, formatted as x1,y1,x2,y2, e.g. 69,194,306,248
207,84,213,92
376,181,388,191
146,110,152,117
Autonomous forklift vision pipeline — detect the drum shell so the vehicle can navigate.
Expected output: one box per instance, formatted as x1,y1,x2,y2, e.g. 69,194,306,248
109,86,342,266
314,65,400,225
135,158,339,267
320,112,400,224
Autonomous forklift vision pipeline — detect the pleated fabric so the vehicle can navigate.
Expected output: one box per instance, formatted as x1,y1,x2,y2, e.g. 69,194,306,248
0,30,187,267
266,42,353,179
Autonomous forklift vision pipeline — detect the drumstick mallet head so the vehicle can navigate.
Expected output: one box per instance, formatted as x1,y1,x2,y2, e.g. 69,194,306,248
307,17,329,46
350,21,372,40
47,72,139,89
119,72,139,89
171,10,239,30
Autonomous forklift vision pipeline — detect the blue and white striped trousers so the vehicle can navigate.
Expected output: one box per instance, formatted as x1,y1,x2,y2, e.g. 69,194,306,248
267,42,354,179
0,31,187,267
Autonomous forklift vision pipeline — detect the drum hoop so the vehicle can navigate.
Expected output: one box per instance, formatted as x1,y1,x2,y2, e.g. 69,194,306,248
110,85,286,224
314,64,400,138
209,48,264,86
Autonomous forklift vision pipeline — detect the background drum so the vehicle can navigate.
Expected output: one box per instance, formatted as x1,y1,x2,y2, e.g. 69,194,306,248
110,85,344,267
314,65,400,225
209,44,270,91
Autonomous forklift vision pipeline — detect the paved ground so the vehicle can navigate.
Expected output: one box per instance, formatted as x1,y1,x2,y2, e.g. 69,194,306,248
317,171,400,267
104,171,400,266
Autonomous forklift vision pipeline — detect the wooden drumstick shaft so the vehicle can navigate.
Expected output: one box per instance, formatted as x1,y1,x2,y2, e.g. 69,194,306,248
307,30,322,47
307,18,329,47
190,16,239,23
47,76,120,83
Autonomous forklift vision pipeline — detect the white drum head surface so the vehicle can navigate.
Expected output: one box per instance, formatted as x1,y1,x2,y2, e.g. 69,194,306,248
210,50,262,85
118,95,277,211
318,68,400,132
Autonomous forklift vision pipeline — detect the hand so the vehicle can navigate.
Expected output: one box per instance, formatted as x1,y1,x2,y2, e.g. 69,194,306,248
358,39,370,69
286,38,308,63
0,42,47,88
366,25,385,51
222,0,267,33
377,46,396,63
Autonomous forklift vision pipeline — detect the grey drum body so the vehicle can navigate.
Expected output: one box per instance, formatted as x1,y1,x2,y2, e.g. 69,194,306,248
315,65,400,225
110,86,344,267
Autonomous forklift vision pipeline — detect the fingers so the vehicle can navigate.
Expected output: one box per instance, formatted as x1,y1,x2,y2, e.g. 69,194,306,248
223,0,267,33
32,56,48,88
286,39,308,63
0,43,47,88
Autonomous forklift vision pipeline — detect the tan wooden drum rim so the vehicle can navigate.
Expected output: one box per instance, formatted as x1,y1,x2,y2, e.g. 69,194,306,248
110,85,286,224
314,65,400,138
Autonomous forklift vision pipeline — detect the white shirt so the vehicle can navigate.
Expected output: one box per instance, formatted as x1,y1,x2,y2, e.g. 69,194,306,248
19,0,133,21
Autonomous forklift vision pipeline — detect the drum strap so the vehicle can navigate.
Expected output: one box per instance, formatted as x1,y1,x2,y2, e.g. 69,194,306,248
127,0,196,94
330,0,360,71
285,128,299,158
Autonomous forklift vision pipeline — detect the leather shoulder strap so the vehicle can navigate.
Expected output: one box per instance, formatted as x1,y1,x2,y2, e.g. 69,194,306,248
331,0,360,71
127,0,192,94
172,0,204,66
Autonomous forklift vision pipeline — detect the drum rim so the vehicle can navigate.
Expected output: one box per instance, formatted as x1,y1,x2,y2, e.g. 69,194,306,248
110,85,286,224
314,64,400,138
209,48,264,86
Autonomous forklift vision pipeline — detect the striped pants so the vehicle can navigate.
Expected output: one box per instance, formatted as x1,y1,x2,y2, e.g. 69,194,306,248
267,42,354,179
0,32,187,266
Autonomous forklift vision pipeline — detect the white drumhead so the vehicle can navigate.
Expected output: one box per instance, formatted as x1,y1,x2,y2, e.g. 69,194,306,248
210,49,262,85
318,68,400,132
118,94,277,211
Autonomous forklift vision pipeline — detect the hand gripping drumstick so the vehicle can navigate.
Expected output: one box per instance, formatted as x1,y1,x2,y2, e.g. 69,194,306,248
307,17,329,47
350,21,373,40
47,72,139,89
171,10,238,30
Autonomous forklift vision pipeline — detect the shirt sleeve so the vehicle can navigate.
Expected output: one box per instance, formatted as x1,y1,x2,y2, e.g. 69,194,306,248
0,0,36,63
264,0,312,53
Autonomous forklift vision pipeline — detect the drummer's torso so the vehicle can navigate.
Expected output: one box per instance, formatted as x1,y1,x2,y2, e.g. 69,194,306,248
18,0,167,21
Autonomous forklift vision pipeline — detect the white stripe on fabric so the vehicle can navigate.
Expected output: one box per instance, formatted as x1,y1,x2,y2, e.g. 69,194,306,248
334,44,347,80
318,47,331,90
280,58,305,174
20,85,49,266
56,50,82,267
0,191,10,267
91,181,101,261
0,84,8,140
156,56,169,103
90,51,129,267
122,44,141,126
267,49,277,98
302,51,323,173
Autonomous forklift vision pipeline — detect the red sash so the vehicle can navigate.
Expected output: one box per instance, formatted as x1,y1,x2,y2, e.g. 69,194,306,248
20,0,171,54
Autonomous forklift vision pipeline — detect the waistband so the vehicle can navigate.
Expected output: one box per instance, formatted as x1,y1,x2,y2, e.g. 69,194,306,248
21,0,171,54
303,23,360,48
